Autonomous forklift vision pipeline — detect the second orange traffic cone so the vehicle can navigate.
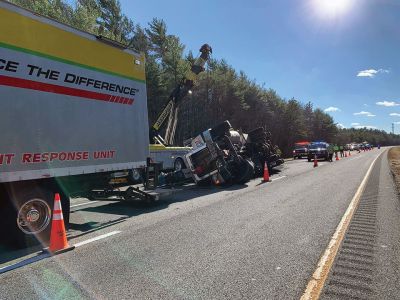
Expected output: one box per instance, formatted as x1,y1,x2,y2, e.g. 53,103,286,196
336,153,339,161
313,155,318,168
47,193,75,254
262,162,271,182
349,151,351,157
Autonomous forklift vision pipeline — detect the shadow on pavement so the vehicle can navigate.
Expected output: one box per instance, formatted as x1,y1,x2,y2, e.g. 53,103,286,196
0,243,43,266
0,180,258,266
73,182,248,219
68,183,249,232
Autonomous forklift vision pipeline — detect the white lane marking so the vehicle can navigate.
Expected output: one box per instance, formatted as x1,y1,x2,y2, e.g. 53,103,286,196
0,252,50,275
271,176,287,182
0,231,122,274
71,201,99,208
74,231,121,247
348,156,361,160
301,150,384,300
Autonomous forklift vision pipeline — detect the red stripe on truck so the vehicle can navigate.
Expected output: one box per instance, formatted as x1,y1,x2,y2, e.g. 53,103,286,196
0,75,134,105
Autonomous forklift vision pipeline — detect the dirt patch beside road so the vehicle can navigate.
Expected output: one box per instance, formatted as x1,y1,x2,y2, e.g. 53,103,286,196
388,147,400,192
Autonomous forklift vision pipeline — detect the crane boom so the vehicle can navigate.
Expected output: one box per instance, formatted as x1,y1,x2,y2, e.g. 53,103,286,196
150,43,212,145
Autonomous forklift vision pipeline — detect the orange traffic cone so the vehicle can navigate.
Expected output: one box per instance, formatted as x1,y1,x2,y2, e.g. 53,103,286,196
345,152,348,158
313,155,318,168
336,153,339,161
47,193,74,254
349,151,351,157
262,162,271,182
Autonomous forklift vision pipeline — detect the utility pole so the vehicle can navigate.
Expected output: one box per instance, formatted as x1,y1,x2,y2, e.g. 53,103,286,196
392,123,395,134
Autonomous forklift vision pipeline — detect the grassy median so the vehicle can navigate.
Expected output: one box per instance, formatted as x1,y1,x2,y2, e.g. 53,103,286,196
388,147,400,193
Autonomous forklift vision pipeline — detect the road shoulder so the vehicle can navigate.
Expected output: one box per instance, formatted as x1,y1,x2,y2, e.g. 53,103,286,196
373,150,400,298
320,149,400,299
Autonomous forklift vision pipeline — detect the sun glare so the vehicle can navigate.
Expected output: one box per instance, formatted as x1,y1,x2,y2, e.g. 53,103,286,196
312,0,354,19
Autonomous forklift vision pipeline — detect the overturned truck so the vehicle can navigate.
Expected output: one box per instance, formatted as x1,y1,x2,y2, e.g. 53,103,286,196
185,121,284,185
242,127,284,176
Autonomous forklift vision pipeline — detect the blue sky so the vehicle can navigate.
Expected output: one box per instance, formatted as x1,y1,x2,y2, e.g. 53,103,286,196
118,0,400,133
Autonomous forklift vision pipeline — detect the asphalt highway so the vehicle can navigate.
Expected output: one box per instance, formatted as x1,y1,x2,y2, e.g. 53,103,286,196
1,148,398,299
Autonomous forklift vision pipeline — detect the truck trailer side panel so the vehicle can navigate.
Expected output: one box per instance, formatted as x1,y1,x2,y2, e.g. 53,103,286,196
0,2,149,182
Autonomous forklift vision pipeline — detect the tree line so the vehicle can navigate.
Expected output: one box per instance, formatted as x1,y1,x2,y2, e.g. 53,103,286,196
336,128,399,148
10,0,400,156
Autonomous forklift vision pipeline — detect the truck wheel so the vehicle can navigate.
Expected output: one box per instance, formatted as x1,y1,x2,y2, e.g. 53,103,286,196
218,165,233,183
248,127,265,143
234,158,255,184
174,158,186,172
3,185,56,248
252,158,264,177
210,120,231,139
129,168,143,183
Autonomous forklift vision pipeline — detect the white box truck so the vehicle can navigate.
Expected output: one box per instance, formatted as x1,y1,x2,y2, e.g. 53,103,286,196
0,1,149,246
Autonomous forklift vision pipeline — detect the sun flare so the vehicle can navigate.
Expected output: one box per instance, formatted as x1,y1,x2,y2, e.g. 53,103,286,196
312,0,354,19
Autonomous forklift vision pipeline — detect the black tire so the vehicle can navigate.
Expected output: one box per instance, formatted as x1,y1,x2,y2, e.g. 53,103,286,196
129,168,143,184
234,158,255,184
174,158,186,172
210,120,231,139
6,185,54,248
218,165,233,183
252,157,264,177
0,185,14,245
308,157,311,162
248,127,266,143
